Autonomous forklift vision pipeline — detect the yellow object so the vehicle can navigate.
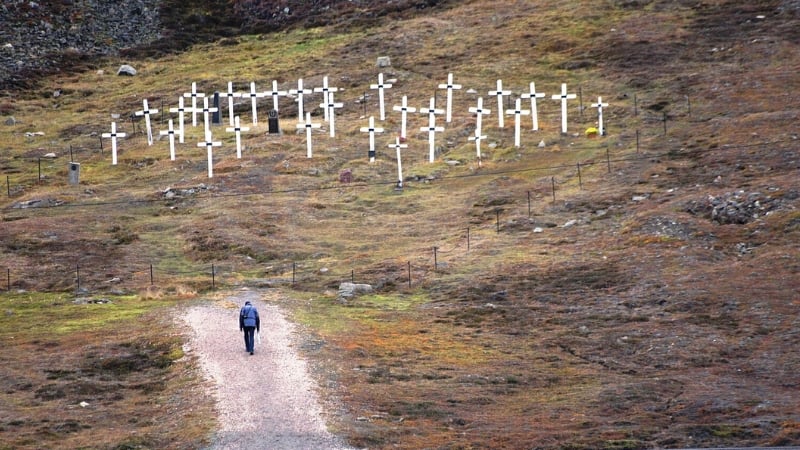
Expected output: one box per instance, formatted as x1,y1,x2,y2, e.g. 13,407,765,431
585,127,599,138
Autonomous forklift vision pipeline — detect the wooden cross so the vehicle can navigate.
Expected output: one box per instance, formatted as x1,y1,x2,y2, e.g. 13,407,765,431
520,82,545,131
243,81,266,125
169,96,189,143
313,76,339,122
388,137,408,188
134,99,158,146
392,95,417,140
370,73,393,121
101,122,126,166
468,97,491,139
223,81,241,126
200,96,219,134
419,97,444,126
591,96,609,136
225,115,250,159
159,119,177,161
468,132,487,161
360,116,385,163
320,91,344,138
182,82,205,127
296,112,322,158
488,79,512,128
420,111,444,163
437,73,462,123
551,83,576,134
197,129,222,178
267,80,287,113
505,98,531,148
289,78,312,122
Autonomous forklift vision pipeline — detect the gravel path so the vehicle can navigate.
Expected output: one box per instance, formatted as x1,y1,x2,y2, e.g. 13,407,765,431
182,289,353,450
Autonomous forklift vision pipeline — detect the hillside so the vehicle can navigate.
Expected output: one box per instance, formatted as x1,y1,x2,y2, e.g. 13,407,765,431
1,0,799,449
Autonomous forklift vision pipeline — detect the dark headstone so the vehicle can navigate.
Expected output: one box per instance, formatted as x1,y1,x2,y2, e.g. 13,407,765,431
339,169,352,183
212,92,221,125
268,109,280,134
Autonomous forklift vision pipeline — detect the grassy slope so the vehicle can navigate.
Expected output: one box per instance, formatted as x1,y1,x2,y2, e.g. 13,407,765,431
1,0,799,448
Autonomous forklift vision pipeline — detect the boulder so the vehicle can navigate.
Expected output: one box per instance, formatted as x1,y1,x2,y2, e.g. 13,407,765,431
117,64,137,76
337,282,373,302
376,56,391,67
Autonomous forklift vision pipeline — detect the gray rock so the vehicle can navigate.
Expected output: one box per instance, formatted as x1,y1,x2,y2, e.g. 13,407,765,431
4,116,16,125
376,56,391,67
117,64,137,76
337,282,373,302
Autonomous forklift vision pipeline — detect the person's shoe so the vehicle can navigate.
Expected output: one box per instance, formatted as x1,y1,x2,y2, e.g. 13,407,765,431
250,351,254,355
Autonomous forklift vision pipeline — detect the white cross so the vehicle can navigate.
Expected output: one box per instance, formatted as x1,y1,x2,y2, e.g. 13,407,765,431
437,73,462,123
505,98,531,148
159,119,177,161
244,81,266,125
591,96,609,136
370,73,393,121
360,116,384,163
101,122,126,166
182,82,205,127
419,97,444,125
320,91,344,138
488,79,512,128
197,129,222,178
313,76,339,122
267,80,287,113
225,115,250,159
420,111,445,163
468,97,491,139
520,82,546,131
388,137,408,188
392,95,417,140
551,83,577,134
468,132,487,161
289,78,312,122
169,97,188,143
223,81,241,127
296,112,322,158
134,99,158,146
200,96,219,134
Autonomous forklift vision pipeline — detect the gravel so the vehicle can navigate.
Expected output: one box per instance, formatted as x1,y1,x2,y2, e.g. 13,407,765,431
182,289,353,450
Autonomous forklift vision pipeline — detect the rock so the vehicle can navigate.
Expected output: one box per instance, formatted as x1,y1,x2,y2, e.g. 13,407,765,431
533,227,544,233
42,152,57,158
538,140,546,147
4,116,16,125
337,282,373,302
117,64,137,76
563,219,578,228
376,56,391,67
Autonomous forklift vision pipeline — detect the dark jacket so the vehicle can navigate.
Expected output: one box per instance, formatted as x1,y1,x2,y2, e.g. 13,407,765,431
239,302,260,331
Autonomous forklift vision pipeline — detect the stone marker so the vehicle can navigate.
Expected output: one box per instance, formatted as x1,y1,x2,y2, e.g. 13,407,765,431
370,73,392,121
360,116,384,163
289,78,312,122
505,98,531,148
183,82,205,127
197,129,222,178
320,91,344,138
226,115,250,159
488,79,512,128
134,99,158,146
388,137,408,188
212,92,221,125
392,95,417,140
297,112,322,158
244,81,266,125
420,100,445,163
159,119,177,161
68,162,80,185
169,96,189,143
520,81,545,131
267,109,280,135
223,82,241,126
313,76,339,122
591,96,609,136
437,73,462,123
101,122,126,165
376,56,391,68
551,83,577,134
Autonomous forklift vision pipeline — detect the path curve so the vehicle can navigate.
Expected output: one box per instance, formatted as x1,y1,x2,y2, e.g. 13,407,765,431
182,289,353,450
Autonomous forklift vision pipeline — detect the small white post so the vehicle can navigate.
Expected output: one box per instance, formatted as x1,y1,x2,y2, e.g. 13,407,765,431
289,78,312,122
370,73,393,121
469,132,487,161
244,81,266,125
197,129,222,178
101,122,126,166
468,97,491,139
388,137,408,188
520,82,545,131
224,81,241,126
488,79,512,128
169,97,188,143
313,76,339,122
268,80,287,113
392,95,417,140
135,99,158,146
437,73,462,123
360,116,385,163
551,83,577,134
420,112,444,163
591,96,609,136
226,115,250,159
183,82,205,127
320,91,344,138
159,119,177,161
297,112,322,158
505,98,531,148
200,96,218,135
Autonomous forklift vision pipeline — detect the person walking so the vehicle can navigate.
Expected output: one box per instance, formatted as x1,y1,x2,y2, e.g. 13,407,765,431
239,300,260,355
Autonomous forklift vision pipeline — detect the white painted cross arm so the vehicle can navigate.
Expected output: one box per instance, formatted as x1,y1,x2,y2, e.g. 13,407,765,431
101,121,126,165
369,73,393,121
505,98,531,148
267,80,288,112
313,76,339,122
134,99,158,146
169,96,189,143
360,116,385,162
159,119,177,161
551,83,576,134
520,81,545,131
319,91,344,138
289,78,313,121
243,81,267,125
437,72,462,123
183,82,205,127
226,115,250,159
297,112,322,158
591,96,609,136
488,79,512,128
197,129,222,178
224,81,242,126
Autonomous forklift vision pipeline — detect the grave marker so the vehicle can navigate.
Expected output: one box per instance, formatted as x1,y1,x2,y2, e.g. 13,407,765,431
505,98,531,148
420,105,445,163
313,76,339,122
388,137,408,188
134,99,158,146
266,80,287,114
370,73,393,121
320,91,344,138
488,79,512,128
468,97,491,139
200,96,219,134
244,81,266,125
183,82,205,127
437,73,462,123
159,119,177,161
392,95,417,140
591,96,609,136
468,131,487,160
360,116,384,163
551,83,576,134
520,81,545,130
101,122,126,165
289,78,312,122
226,115,250,159
267,109,280,135
297,112,322,158
212,92,221,125
169,97,189,143
419,97,444,125
197,129,221,178
224,82,241,126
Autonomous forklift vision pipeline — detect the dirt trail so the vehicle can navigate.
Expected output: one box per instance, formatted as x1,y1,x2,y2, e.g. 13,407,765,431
182,289,353,450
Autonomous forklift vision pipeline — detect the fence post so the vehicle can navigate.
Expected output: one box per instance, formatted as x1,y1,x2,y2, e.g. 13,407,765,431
496,209,500,233
6,175,9,197
38,157,41,182
433,247,438,272
76,264,80,292
211,264,215,290
606,144,611,173
663,111,668,135
636,129,640,153
351,269,354,283
527,191,531,217
577,162,582,190
633,93,638,116
551,177,556,203
466,227,470,252
407,261,411,288
6,268,9,291
150,264,154,285
292,262,296,284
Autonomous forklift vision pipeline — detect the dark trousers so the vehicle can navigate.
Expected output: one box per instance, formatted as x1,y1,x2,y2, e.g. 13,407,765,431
243,326,256,352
